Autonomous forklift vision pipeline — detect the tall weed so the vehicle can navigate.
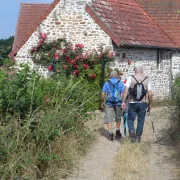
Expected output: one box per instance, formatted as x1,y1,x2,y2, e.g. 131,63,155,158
0,66,96,179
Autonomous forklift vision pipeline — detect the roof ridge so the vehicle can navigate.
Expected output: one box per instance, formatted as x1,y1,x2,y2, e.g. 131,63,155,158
134,0,178,48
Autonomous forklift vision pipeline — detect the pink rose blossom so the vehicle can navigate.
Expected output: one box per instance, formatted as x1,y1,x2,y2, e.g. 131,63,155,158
73,70,80,75
40,33,47,40
83,64,89,70
89,74,96,79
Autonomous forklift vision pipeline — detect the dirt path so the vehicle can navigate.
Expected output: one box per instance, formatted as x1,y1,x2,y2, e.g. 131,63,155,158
144,107,180,180
65,107,180,180
65,131,122,180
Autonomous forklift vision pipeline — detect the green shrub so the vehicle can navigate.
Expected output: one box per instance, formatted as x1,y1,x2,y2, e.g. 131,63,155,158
0,66,96,179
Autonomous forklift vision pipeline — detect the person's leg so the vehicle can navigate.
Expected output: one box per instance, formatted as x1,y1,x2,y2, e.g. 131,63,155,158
114,106,122,138
136,103,148,142
128,103,137,141
104,105,114,140
107,123,112,133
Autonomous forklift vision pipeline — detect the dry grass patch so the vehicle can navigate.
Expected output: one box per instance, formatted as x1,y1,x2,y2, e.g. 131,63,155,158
113,139,150,180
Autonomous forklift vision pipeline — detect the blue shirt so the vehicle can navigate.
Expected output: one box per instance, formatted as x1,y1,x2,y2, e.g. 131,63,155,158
102,78,124,106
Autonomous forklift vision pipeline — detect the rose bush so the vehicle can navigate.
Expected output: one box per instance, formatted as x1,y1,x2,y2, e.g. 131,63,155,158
31,34,117,110
31,34,114,78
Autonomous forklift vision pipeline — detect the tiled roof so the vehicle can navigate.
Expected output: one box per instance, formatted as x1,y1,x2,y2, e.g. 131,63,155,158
137,0,180,48
9,0,60,59
86,0,177,49
10,0,179,59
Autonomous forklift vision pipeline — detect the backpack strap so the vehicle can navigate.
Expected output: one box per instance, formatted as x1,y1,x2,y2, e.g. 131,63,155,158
108,80,120,87
108,80,113,87
141,77,148,83
131,75,148,84
131,75,138,83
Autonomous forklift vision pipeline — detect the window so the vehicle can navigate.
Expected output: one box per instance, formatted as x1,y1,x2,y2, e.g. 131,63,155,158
157,50,164,70
157,50,170,70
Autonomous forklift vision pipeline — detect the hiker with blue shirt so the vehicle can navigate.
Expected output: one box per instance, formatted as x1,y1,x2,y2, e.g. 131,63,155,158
101,71,124,141
122,64,153,143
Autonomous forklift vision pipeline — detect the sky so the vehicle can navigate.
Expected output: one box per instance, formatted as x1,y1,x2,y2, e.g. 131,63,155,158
0,0,53,39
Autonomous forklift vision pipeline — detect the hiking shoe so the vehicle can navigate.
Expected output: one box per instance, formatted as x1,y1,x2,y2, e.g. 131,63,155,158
131,137,137,143
129,129,136,143
129,129,136,137
135,136,141,143
116,130,122,138
108,133,114,141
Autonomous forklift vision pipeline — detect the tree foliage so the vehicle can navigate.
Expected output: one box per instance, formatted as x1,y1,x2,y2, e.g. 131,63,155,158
0,36,14,59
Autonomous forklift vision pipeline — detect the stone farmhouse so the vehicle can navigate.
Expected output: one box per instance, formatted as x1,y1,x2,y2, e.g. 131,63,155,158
9,0,180,99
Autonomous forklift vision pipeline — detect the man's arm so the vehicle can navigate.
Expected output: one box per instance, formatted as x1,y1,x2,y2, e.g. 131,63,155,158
122,87,129,103
122,87,128,109
121,76,131,109
148,91,153,111
147,80,153,112
101,92,106,109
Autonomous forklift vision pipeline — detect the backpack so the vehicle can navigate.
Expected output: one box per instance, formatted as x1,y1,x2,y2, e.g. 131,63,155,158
129,75,148,101
106,80,122,103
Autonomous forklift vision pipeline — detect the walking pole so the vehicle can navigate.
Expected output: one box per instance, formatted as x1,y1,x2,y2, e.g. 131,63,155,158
147,108,156,142
123,110,127,136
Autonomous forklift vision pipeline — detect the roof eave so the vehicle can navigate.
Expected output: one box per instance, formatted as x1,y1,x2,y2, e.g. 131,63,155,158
120,43,179,50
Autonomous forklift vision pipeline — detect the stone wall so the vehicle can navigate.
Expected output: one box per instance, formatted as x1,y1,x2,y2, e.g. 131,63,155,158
172,53,180,78
15,0,112,76
112,46,171,99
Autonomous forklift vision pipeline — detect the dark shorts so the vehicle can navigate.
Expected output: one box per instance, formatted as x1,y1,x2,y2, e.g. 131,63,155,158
104,105,122,123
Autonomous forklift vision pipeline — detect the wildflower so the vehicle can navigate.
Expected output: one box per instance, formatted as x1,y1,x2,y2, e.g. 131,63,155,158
75,44,84,48
33,48,37,52
39,39,44,44
48,65,53,71
89,74,96,79
71,60,76,65
67,58,71,63
63,65,67,69
83,64,89,70
73,64,78,69
75,56,80,61
54,53,60,60
37,43,42,48
62,48,67,53
40,32,47,40
73,70,80,75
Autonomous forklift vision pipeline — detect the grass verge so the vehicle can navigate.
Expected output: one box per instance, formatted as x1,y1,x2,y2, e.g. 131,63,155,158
113,139,150,180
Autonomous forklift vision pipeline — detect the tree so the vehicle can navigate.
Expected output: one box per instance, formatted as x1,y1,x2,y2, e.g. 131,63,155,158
0,36,14,65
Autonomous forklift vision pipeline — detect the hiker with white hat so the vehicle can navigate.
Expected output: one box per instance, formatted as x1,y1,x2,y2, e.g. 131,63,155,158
121,64,153,143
